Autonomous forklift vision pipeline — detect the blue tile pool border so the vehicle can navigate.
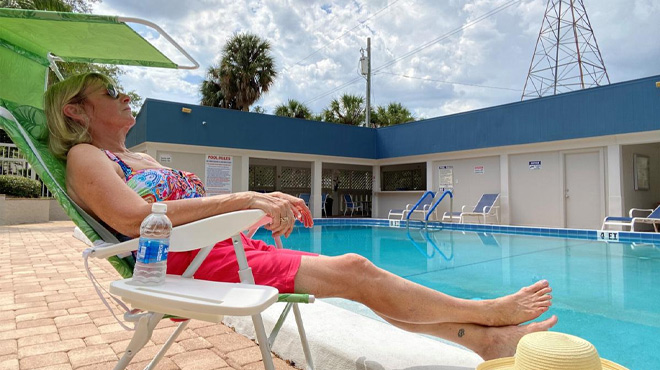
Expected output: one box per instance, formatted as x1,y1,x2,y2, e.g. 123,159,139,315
310,218,660,245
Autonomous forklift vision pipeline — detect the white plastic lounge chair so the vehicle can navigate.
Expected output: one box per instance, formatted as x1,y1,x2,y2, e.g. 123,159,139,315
601,205,660,232
388,192,435,220
443,193,500,224
343,194,363,216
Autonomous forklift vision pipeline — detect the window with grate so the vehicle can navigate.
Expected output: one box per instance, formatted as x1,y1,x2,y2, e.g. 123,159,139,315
280,167,311,189
381,164,425,191
322,169,333,189
249,165,276,191
335,169,372,190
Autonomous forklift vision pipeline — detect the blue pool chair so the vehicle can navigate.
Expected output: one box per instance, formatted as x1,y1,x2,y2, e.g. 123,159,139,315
343,194,363,216
298,192,310,206
321,193,329,216
443,193,500,224
601,205,660,232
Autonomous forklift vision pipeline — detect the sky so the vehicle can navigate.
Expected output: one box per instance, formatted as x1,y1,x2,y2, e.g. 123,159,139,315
93,0,660,120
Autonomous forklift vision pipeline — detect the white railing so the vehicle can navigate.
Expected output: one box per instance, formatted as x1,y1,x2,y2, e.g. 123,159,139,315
0,143,52,198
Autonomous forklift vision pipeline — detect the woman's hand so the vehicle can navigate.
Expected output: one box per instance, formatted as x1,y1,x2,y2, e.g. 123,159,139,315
269,192,314,228
246,192,313,237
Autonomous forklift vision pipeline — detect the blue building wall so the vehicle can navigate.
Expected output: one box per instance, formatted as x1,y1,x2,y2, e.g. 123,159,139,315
377,75,660,158
128,101,377,158
128,74,660,158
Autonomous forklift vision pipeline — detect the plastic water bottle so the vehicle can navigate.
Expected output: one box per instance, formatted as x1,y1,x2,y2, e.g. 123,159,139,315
132,203,171,285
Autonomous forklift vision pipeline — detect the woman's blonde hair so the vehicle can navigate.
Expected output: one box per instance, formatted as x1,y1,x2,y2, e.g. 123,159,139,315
44,73,116,159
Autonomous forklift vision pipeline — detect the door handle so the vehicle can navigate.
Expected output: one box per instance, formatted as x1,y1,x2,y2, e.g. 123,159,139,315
565,189,570,199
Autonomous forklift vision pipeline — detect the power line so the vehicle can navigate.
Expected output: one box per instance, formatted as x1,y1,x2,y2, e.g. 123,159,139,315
303,0,522,105
378,71,521,92
283,0,404,73
303,76,364,105
373,0,521,73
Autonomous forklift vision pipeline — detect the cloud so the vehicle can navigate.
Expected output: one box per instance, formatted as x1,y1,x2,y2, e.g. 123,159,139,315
95,0,660,118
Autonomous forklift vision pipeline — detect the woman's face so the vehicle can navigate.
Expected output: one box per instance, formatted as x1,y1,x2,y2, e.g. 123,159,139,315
77,80,135,131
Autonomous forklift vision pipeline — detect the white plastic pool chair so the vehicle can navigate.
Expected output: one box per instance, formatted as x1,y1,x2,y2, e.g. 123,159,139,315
388,192,435,221
602,205,660,232
443,193,500,224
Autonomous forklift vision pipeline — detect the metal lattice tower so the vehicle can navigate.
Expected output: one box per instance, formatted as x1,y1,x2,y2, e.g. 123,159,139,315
521,0,610,100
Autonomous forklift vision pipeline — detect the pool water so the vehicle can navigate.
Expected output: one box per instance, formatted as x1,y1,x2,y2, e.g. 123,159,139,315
253,225,660,369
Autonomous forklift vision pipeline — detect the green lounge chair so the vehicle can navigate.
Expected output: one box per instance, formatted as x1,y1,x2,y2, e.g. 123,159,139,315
0,8,314,370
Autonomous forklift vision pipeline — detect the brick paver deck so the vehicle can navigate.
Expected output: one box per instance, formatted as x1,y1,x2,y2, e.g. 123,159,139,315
0,221,296,370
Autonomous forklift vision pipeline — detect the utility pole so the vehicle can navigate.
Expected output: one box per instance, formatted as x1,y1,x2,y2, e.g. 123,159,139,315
360,38,372,127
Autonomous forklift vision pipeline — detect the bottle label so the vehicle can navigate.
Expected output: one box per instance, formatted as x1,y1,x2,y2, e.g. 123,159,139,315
137,238,169,264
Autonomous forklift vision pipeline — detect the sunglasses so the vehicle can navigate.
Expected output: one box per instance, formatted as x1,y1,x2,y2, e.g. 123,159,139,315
105,84,120,99
70,83,120,104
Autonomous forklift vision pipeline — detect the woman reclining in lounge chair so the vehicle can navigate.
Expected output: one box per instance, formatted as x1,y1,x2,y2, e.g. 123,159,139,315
45,73,557,361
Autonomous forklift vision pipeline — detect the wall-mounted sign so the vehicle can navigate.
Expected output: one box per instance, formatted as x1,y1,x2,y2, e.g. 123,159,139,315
205,155,233,196
474,166,484,174
529,161,542,170
438,165,454,192
159,153,172,163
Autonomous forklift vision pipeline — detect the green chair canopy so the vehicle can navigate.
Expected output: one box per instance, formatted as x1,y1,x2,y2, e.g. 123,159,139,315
0,8,196,108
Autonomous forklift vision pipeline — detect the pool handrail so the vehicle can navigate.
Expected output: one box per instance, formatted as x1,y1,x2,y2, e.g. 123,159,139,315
405,228,453,261
423,230,454,261
405,191,436,227
425,190,453,224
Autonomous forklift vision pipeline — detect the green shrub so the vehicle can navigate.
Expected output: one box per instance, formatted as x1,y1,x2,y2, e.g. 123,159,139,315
0,175,41,198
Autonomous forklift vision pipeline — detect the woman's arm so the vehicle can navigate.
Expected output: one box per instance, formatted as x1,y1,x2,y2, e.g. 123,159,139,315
66,144,309,238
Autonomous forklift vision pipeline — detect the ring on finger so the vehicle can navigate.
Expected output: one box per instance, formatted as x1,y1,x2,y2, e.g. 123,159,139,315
280,216,290,223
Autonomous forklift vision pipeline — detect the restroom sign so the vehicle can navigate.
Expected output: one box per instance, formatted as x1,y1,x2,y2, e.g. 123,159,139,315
529,161,542,170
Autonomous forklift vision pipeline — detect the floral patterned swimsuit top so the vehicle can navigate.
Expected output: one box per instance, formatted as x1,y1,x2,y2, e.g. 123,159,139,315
103,150,206,202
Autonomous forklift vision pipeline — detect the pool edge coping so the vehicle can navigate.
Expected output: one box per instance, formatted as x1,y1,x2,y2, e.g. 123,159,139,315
307,218,660,245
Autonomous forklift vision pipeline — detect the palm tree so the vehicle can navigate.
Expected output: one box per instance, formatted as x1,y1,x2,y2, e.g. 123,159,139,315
322,94,365,126
199,66,227,108
201,33,276,112
373,102,416,127
274,99,312,119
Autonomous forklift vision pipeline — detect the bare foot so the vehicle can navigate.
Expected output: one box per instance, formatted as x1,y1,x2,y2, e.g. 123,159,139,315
476,315,558,361
482,280,553,327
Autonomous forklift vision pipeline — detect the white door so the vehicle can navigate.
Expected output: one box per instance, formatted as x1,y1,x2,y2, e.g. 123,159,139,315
564,151,603,229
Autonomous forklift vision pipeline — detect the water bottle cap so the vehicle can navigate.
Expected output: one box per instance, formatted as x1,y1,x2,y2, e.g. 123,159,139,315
151,203,167,213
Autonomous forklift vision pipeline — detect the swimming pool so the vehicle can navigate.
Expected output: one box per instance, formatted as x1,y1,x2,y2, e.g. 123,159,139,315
253,224,660,369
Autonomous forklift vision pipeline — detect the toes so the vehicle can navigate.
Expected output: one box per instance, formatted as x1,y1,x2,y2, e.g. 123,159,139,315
535,287,553,296
537,315,558,330
524,280,549,293
537,293,553,302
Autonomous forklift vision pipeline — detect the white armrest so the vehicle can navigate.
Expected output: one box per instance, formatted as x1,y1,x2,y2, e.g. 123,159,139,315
89,209,266,260
629,208,653,217
462,205,468,212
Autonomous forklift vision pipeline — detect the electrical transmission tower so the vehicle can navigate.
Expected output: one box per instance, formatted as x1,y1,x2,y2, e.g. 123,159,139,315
521,0,610,100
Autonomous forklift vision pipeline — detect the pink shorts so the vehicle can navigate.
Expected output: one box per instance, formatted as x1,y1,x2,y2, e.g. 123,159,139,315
166,233,317,293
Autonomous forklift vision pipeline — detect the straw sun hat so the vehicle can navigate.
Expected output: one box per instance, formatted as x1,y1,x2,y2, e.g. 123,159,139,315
477,332,629,370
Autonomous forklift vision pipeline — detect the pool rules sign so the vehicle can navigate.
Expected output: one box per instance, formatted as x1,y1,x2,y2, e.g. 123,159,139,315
205,155,232,196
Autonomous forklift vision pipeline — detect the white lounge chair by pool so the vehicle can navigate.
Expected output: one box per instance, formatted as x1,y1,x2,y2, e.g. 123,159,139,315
388,191,436,220
443,193,500,224
601,205,660,232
